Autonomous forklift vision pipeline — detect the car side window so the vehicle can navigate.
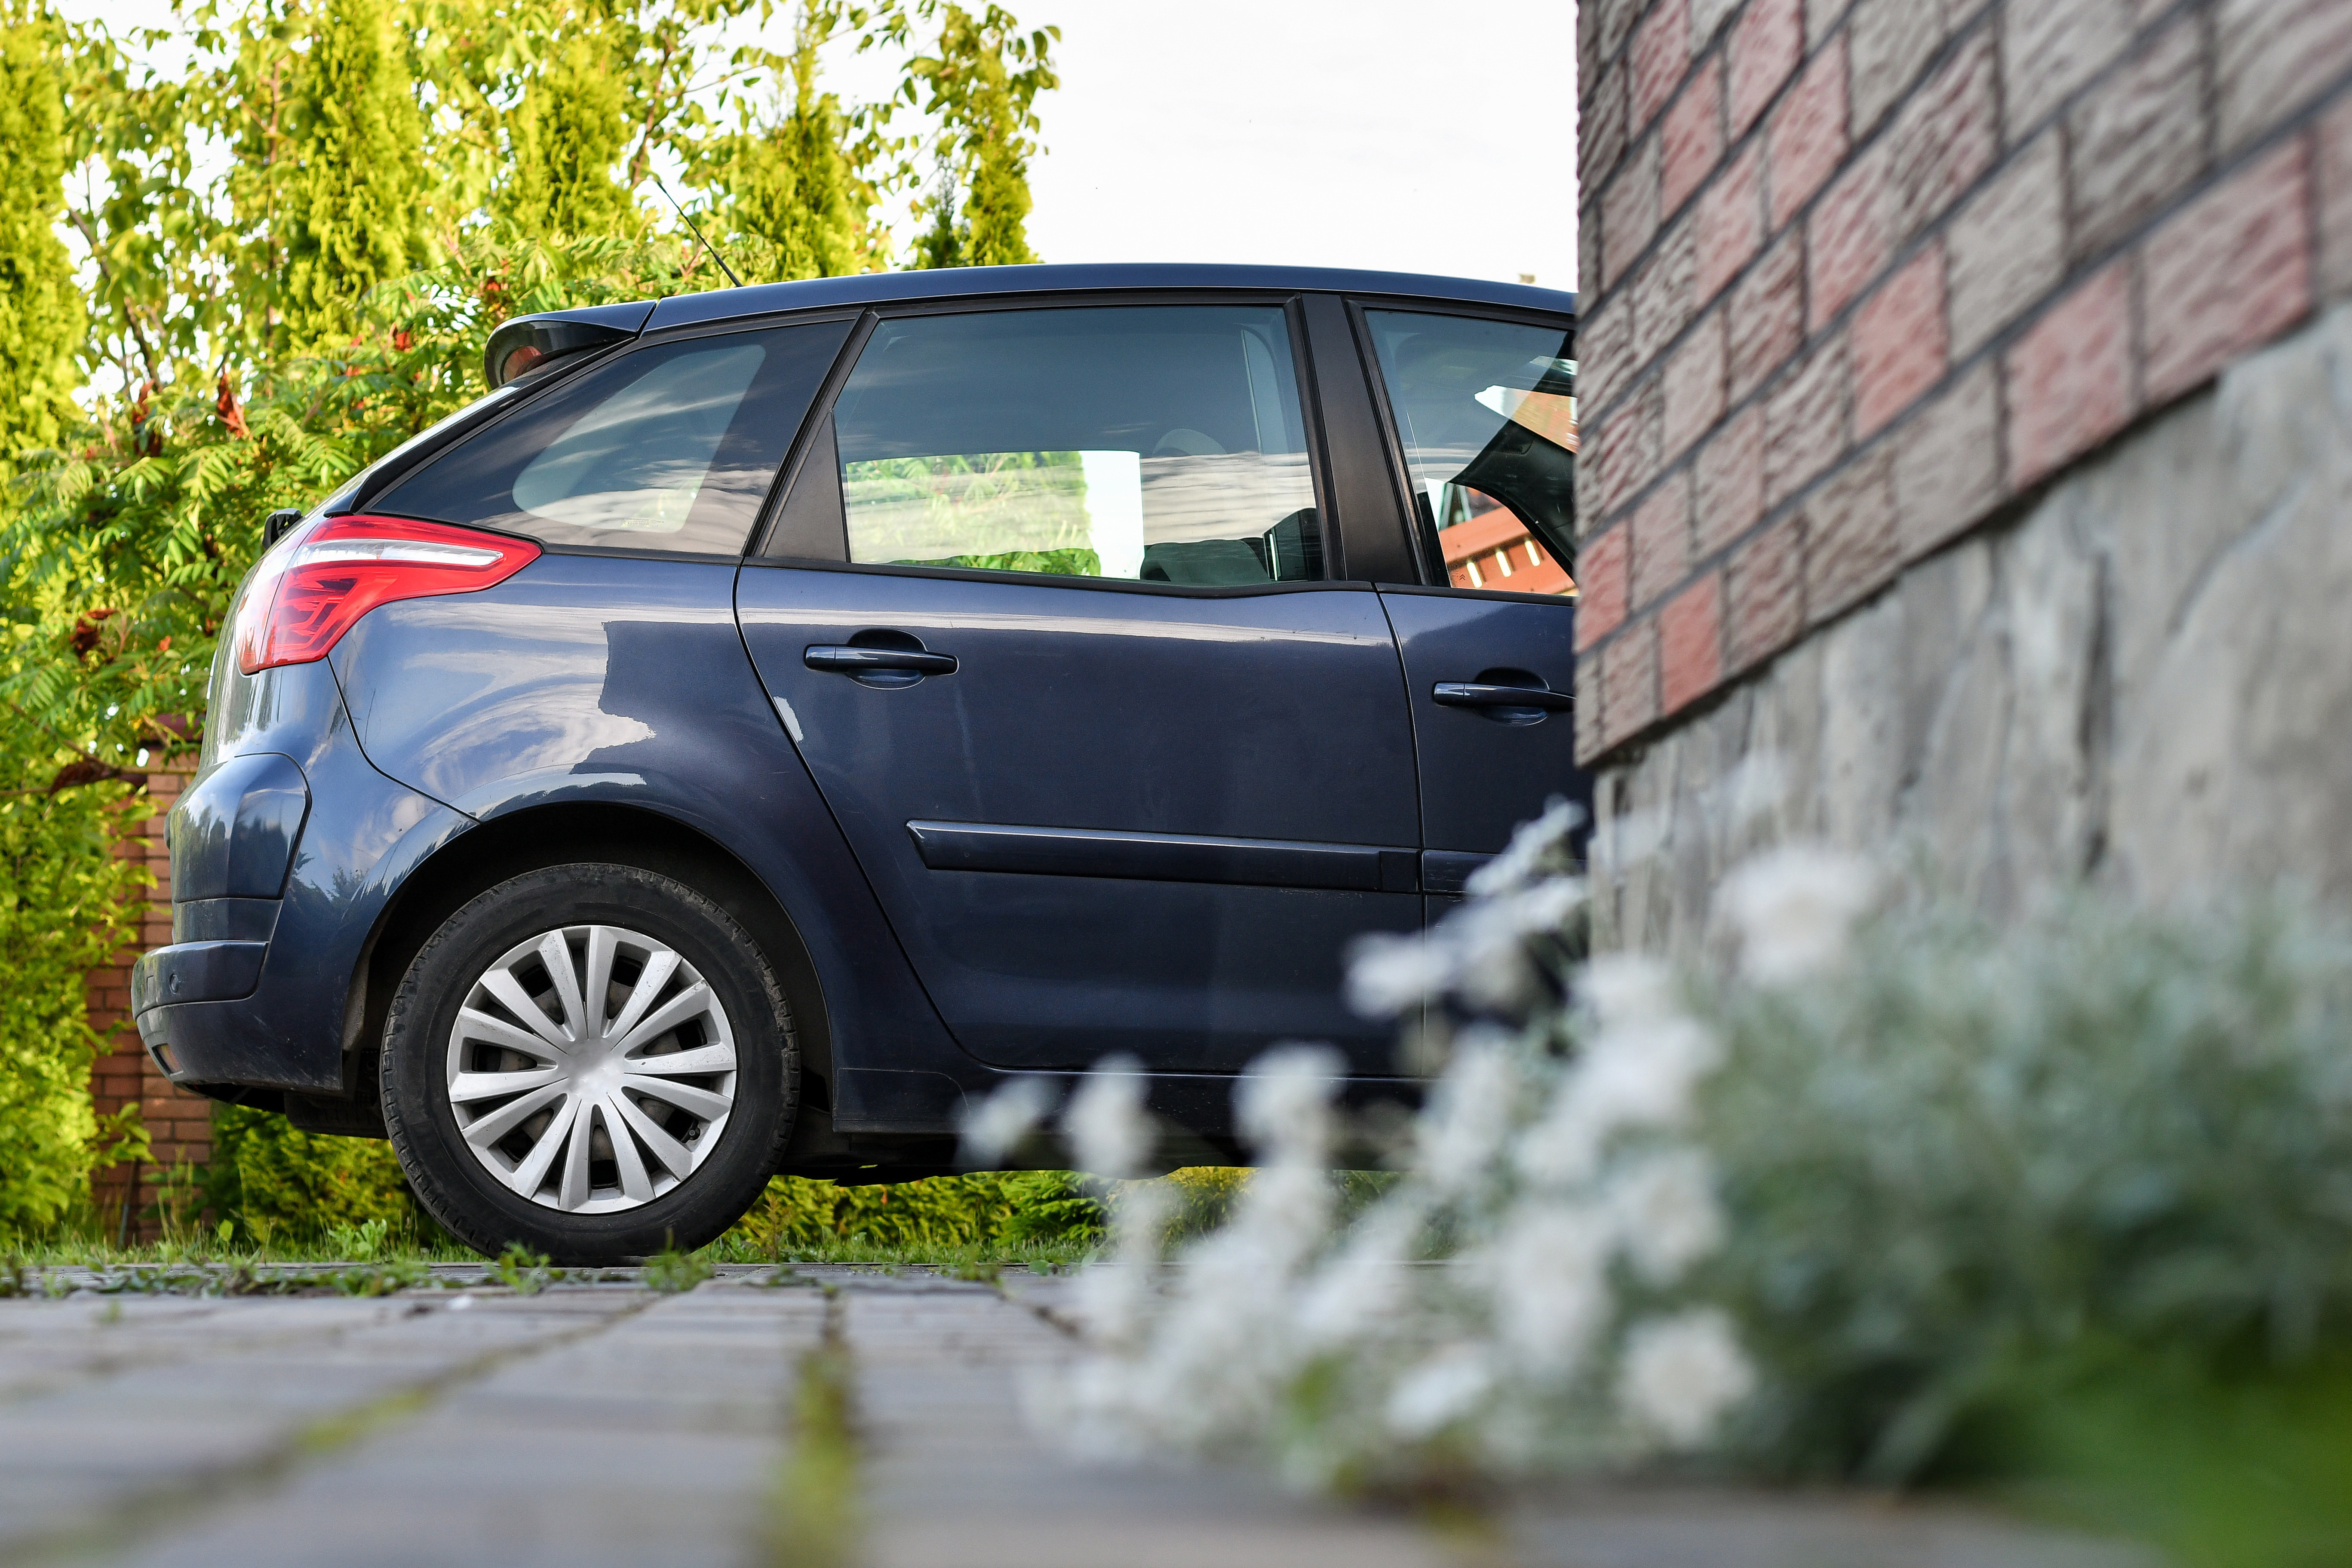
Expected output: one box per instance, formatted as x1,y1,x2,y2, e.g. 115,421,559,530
377,319,852,555
1363,310,1577,596
824,305,1323,585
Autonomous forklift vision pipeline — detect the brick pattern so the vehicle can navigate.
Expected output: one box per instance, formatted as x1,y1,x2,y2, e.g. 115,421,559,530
86,764,214,1242
1573,0,2352,762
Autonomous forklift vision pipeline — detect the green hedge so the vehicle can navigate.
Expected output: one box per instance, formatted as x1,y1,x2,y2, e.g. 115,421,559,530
0,760,147,1233
203,1106,419,1243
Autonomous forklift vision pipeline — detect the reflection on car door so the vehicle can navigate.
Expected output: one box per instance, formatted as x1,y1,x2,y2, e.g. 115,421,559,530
735,302,1422,1075
1356,305,1591,892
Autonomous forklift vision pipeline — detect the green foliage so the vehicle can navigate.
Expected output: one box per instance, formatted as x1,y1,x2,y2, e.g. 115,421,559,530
894,3,1054,268
278,0,430,347
494,1240,553,1293
1692,893,2352,1485
0,755,148,1232
206,1105,416,1242
2010,1354,2352,1568
2,0,1061,1243
0,1,85,469
645,1240,716,1292
499,30,641,242
728,1170,1106,1256
703,10,866,279
917,547,1098,576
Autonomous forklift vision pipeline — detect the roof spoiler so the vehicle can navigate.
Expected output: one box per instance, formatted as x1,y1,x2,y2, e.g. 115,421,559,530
483,300,657,389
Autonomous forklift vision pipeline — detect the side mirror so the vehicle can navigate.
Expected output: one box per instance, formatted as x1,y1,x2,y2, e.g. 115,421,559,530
263,509,304,548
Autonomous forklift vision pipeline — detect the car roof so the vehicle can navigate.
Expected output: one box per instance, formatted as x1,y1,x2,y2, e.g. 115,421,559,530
637,262,1575,333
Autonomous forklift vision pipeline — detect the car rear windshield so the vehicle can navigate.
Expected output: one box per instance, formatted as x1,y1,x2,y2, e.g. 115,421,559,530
375,319,853,555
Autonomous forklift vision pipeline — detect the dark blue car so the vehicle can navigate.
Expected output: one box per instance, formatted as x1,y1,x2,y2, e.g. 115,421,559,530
132,264,1584,1261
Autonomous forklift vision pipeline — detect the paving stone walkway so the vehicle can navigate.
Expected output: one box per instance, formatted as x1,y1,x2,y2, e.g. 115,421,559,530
0,1266,2157,1568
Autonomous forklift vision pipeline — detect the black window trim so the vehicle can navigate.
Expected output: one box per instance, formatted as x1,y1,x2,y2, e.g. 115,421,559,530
1344,295,1579,595
744,289,1348,592
347,312,866,559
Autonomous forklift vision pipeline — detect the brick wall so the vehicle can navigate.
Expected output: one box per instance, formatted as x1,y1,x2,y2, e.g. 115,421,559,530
86,764,214,1242
1572,0,2352,760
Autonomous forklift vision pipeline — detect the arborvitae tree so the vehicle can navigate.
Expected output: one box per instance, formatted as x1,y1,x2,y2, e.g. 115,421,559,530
0,1,86,466
715,14,863,279
278,0,429,347
906,3,1053,269
500,30,642,240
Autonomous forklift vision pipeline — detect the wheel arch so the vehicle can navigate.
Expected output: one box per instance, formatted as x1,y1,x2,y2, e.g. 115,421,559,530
345,802,835,1114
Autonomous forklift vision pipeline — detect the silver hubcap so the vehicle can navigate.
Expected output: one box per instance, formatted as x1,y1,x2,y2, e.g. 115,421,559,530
444,924,738,1214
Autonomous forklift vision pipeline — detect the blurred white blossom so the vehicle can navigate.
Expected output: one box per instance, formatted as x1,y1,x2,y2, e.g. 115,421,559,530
1716,844,1876,984
1485,1204,1611,1374
1236,1045,1345,1165
1466,795,1585,897
1605,1151,1726,1286
1385,1344,1495,1438
1064,1055,1155,1178
1616,1310,1755,1448
1578,953,1679,1028
1345,930,1458,1017
959,1077,1053,1166
1417,1032,1522,1196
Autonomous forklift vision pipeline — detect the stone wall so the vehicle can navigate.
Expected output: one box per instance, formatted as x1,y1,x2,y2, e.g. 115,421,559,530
86,763,215,1241
1591,300,2352,952
1572,0,2352,944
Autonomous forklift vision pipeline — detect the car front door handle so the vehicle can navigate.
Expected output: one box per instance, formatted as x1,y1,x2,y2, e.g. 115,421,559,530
804,645,959,676
1433,681,1571,711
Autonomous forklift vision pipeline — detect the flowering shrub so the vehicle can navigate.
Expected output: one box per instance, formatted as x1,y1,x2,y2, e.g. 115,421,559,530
1007,804,2352,1497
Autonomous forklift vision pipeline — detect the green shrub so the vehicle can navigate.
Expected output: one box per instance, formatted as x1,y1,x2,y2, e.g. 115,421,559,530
1695,891,2352,1484
205,1105,417,1243
727,1169,1108,1256
0,761,148,1234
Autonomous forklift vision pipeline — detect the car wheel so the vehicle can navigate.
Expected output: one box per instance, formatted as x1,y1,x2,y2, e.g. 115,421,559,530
381,862,796,1264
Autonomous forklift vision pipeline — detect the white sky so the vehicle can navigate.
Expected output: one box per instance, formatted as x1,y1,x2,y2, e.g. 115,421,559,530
61,0,1579,292
842,0,1580,288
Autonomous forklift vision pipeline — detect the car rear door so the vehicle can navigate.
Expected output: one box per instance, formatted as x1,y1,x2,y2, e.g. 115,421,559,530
1349,303,1591,890
734,298,1422,1075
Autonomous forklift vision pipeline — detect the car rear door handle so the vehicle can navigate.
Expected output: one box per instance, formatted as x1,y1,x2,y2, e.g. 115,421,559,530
804,645,958,675
1433,681,1571,710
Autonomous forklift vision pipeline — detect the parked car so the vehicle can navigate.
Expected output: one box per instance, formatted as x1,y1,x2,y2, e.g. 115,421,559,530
132,264,1584,1262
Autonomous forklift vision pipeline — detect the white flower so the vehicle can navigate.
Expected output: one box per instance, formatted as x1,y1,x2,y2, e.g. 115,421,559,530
1716,844,1877,984
1616,1310,1755,1448
1345,930,1458,1017
1236,1044,1345,1166
1417,1033,1521,1195
1295,1203,1424,1348
1603,1151,1726,1286
1071,1178,1171,1346
1466,796,1586,897
1569,1015,1723,1142
1448,878,1588,1011
1064,1055,1155,1178
1486,1203,1612,1374
1385,1344,1494,1437
958,1077,1052,1166
1577,953,1679,1029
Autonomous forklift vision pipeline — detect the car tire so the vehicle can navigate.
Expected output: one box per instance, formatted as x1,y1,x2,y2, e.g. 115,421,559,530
381,862,796,1265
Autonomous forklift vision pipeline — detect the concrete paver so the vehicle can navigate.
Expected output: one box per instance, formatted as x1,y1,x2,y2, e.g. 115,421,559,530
0,1267,2160,1568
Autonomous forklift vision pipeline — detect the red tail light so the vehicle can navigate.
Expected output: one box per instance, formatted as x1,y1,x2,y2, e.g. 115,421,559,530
235,515,540,675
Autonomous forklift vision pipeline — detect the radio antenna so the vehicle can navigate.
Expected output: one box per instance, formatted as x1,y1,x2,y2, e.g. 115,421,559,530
652,175,743,288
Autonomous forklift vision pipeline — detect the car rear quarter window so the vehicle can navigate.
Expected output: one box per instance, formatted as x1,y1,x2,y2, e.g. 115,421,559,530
1363,310,1577,596
375,319,853,555
822,305,1323,586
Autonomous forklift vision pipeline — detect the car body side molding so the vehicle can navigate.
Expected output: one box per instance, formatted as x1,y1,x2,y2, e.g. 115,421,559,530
904,819,1422,893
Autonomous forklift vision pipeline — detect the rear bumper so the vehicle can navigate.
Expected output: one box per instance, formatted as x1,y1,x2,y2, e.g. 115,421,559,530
132,941,267,1014
131,666,473,1092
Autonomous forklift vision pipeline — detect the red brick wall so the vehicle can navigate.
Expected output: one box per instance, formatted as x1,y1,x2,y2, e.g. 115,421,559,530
86,764,215,1242
1574,0,2352,760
